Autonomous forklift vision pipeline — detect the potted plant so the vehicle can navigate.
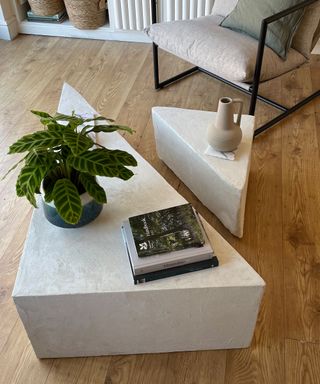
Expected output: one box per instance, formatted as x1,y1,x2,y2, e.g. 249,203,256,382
3,110,137,228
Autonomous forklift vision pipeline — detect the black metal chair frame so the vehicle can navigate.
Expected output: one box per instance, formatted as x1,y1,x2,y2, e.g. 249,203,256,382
150,0,320,136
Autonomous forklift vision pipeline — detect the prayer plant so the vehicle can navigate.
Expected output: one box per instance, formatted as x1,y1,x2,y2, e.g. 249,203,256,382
3,111,137,224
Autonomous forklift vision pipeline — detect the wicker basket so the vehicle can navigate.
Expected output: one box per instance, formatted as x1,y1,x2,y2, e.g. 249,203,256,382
64,0,106,30
28,0,65,16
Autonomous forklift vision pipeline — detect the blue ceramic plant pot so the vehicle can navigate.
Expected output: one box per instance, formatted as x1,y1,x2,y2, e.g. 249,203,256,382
41,193,103,229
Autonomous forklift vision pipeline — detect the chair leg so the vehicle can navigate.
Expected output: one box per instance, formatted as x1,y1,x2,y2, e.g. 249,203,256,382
249,90,258,116
249,20,267,116
152,44,199,90
153,43,160,90
249,50,263,116
254,89,320,136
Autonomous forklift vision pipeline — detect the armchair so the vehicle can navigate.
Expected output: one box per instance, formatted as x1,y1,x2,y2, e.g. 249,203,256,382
146,0,320,136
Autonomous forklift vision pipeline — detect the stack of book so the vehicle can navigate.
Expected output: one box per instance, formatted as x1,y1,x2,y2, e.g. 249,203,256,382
121,203,219,284
27,9,67,23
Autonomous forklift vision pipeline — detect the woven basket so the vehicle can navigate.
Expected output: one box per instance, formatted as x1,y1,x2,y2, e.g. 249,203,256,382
64,0,106,30
28,0,65,16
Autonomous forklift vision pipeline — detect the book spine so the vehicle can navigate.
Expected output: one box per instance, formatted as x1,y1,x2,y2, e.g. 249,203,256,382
134,256,219,284
134,252,213,275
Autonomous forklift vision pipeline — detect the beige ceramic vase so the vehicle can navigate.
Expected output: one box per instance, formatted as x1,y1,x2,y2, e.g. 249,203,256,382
207,97,243,152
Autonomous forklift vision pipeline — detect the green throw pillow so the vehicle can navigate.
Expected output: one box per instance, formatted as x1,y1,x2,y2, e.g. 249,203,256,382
220,0,305,59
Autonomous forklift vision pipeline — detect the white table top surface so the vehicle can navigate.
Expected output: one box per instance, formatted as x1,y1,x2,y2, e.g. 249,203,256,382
152,107,255,190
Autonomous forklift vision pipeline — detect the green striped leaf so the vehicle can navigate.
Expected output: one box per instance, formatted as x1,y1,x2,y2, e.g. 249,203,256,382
42,166,64,203
2,150,54,181
63,130,94,155
1,155,27,181
83,116,114,123
92,125,134,134
67,149,134,180
47,122,66,133
40,117,54,126
80,125,93,135
117,166,135,180
31,110,52,119
79,173,107,204
17,164,49,194
17,183,37,207
52,179,82,224
9,131,63,154
16,163,50,207
54,113,84,126
16,179,25,197
106,149,137,166
25,150,55,167
60,145,72,160
43,178,55,203
25,189,37,207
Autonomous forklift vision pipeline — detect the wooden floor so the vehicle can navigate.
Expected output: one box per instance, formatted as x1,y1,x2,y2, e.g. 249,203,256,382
0,35,319,384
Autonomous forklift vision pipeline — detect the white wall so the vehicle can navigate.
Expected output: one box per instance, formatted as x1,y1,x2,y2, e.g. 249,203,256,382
0,0,19,39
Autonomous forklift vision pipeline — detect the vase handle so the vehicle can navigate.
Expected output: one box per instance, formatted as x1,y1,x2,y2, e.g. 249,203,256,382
233,98,243,126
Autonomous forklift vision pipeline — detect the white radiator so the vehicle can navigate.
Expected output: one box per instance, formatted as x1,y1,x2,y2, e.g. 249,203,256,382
111,0,215,31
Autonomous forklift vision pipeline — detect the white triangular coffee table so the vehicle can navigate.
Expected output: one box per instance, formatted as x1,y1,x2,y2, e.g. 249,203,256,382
12,84,264,358
152,107,255,237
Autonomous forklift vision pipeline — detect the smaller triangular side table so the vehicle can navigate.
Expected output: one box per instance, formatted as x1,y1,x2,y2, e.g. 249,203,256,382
152,107,255,237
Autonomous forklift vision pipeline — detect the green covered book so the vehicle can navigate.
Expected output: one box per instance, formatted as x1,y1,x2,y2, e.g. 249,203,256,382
128,203,205,258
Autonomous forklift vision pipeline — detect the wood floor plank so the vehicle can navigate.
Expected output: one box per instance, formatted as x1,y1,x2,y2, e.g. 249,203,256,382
165,351,226,384
104,355,138,384
92,42,150,120
0,36,59,96
125,354,169,384
0,320,53,384
74,357,112,384
45,358,87,384
311,55,320,153
285,339,320,384
281,65,320,343
0,209,32,354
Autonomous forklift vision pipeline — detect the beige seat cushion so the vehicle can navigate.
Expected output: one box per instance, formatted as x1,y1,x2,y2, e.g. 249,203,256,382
146,15,307,83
